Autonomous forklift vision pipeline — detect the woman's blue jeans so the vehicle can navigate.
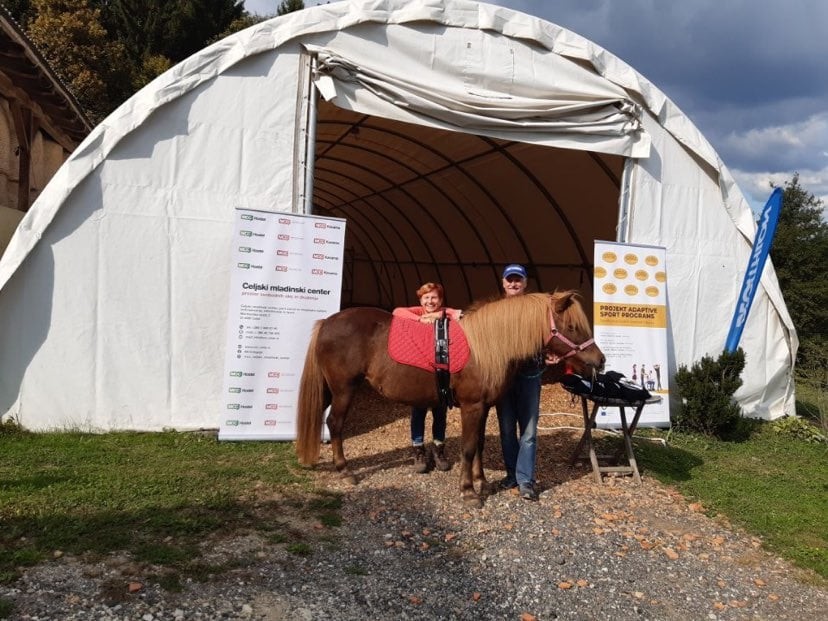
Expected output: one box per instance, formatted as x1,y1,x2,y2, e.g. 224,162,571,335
410,405,447,445
496,374,541,485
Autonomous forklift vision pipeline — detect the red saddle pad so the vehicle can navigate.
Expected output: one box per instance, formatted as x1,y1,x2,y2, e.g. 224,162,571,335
387,317,470,373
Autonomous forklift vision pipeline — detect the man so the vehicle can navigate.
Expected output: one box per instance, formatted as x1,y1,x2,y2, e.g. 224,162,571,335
495,264,545,501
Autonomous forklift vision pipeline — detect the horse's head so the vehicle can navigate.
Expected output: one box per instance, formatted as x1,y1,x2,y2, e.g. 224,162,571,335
545,291,605,377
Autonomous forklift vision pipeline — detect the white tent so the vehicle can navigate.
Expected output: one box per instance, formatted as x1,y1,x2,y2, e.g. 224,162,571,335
0,0,796,432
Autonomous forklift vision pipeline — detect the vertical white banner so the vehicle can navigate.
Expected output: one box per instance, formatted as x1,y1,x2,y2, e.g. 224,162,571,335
593,241,671,427
219,209,346,440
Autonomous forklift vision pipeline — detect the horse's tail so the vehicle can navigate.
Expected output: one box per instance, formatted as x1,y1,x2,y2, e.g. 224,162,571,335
296,321,328,465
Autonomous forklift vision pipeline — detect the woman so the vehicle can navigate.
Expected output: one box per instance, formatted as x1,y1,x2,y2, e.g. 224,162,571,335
393,282,462,473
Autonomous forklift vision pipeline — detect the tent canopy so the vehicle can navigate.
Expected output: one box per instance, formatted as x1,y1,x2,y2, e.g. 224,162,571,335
0,0,796,432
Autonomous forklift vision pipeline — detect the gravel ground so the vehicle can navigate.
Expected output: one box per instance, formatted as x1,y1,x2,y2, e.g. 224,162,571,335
3,390,826,620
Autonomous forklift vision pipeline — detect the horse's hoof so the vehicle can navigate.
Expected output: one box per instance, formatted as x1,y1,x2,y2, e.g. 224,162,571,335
462,494,483,509
340,471,358,485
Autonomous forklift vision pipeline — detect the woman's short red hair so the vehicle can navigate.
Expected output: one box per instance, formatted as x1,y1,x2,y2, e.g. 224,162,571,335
416,282,444,299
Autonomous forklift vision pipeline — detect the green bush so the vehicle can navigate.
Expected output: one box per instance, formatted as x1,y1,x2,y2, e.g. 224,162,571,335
674,348,745,437
770,415,827,444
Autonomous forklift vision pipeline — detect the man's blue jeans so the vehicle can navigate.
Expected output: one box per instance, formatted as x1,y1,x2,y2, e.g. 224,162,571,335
496,374,541,485
410,405,447,445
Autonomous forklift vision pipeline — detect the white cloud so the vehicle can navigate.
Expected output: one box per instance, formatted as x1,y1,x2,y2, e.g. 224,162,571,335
731,167,828,217
723,112,828,214
724,114,828,158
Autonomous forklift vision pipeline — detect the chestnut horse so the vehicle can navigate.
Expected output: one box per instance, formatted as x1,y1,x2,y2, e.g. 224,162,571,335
295,291,604,506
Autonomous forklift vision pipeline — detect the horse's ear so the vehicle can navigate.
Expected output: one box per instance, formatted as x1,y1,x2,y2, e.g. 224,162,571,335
552,291,575,314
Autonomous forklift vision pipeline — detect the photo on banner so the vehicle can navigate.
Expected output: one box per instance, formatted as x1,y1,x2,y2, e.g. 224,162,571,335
218,209,346,440
593,241,671,428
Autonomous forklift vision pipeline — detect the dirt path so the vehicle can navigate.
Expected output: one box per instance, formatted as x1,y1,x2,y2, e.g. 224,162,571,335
304,388,828,620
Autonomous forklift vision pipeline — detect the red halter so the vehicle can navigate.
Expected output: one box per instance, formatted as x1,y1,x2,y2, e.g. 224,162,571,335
546,310,595,360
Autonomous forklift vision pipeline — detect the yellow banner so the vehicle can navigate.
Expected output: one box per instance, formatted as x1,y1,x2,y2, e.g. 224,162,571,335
595,302,667,328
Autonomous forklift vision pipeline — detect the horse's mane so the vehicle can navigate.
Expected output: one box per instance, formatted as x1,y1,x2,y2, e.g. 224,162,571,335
461,291,590,391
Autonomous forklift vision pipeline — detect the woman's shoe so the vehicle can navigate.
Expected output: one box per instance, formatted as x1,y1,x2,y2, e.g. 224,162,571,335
412,445,428,474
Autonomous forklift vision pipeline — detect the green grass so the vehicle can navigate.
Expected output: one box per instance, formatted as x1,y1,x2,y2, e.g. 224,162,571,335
631,423,827,579
0,426,341,591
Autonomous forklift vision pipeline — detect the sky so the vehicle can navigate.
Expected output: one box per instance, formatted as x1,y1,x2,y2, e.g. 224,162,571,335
244,0,828,213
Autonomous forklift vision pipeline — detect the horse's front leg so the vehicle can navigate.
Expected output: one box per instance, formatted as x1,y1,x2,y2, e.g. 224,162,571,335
472,406,489,495
326,391,357,484
459,403,485,508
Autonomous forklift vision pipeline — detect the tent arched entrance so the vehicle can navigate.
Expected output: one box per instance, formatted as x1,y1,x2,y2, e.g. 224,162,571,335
310,99,625,310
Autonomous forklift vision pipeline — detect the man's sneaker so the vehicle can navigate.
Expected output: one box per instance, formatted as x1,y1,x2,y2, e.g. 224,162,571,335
412,445,428,474
519,482,538,501
499,475,518,490
433,443,451,471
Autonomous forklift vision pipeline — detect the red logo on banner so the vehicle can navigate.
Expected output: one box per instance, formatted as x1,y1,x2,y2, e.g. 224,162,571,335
266,404,278,410
311,269,323,275
278,218,291,224
264,419,277,426
276,250,289,256
267,387,280,394
268,371,280,378
278,234,290,241
275,265,287,271
314,222,326,229
312,253,325,260
314,238,326,244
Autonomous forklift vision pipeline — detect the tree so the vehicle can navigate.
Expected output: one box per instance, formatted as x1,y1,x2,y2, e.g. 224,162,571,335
26,0,133,123
3,1,34,25
23,0,252,121
277,0,304,16
156,0,244,61
210,13,268,46
99,1,244,64
769,174,828,363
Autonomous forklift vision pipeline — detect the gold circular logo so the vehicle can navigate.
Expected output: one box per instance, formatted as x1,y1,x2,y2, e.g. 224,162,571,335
594,266,607,278
655,271,667,282
645,255,659,266
624,284,639,296
645,286,659,297
624,253,638,265
602,251,617,263
602,283,617,295
613,268,628,279
635,270,648,281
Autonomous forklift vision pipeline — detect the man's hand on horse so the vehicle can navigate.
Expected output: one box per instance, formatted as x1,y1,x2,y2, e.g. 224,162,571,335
545,352,562,366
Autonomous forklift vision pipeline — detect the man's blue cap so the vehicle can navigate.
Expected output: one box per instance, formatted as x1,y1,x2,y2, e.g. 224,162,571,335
502,264,527,279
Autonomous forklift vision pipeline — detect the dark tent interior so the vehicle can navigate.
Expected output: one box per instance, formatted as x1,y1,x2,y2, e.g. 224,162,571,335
312,99,624,314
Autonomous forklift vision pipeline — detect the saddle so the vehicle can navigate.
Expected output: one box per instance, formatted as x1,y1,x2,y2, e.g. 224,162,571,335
560,370,652,405
387,312,470,408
